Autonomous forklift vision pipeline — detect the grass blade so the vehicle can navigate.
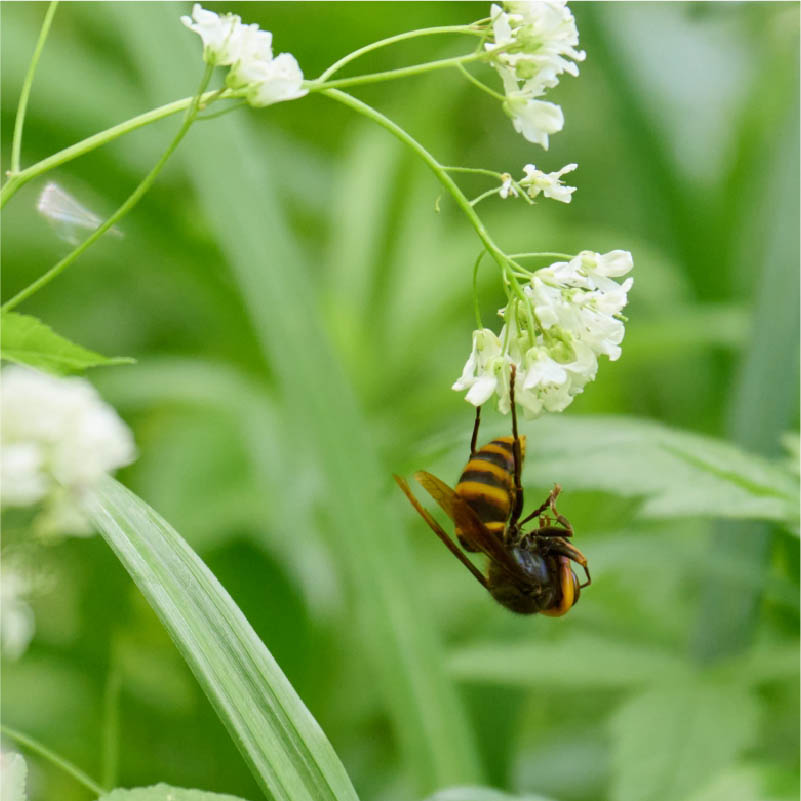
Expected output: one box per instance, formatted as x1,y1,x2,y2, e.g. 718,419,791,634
84,476,359,801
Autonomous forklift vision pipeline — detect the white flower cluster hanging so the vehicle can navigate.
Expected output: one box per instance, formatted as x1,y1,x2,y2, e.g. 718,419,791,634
486,0,585,149
181,4,307,107
452,250,633,417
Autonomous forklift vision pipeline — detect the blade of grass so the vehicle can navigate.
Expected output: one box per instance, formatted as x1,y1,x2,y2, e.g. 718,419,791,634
83,476,359,801
112,3,480,792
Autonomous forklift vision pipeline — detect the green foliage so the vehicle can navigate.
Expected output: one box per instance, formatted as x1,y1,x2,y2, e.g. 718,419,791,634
83,477,359,801
1,4,798,801
609,681,758,801
0,311,133,374
97,787,248,801
423,415,799,528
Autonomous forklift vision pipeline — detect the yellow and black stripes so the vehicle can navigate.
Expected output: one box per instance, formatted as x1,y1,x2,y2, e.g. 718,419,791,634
454,436,526,549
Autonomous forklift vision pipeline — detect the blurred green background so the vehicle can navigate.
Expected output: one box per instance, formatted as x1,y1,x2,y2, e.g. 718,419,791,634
1,3,799,801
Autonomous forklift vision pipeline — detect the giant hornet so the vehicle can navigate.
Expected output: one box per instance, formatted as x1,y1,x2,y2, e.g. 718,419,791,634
395,365,590,615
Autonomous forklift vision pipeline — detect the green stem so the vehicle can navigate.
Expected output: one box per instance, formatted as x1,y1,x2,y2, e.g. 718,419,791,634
2,65,215,312
457,62,506,101
310,50,488,92
0,88,236,208
10,1,58,174
100,664,121,789
472,251,487,329
443,166,503,179
322,89,509,275
0,724,106,797
470,187,501,206
509,251,573,261
317,23,485,82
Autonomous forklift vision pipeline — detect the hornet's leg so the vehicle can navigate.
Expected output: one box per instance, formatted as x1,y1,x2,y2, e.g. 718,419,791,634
469,405,481,458
509,364,525,523
519,484,562,528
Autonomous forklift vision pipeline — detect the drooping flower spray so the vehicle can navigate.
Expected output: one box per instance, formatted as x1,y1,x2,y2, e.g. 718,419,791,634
451,0,633,418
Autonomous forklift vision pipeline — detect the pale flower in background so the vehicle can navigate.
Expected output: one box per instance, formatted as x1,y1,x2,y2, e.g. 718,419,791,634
453,250,633,416
487,1,584,147
182,4,307,107
499,173,518,199
0,367,136,536
0,751,27,801
246,53,308,107
180,4,242,65
502,95,564,150
0,566,35,660
520,162,577,202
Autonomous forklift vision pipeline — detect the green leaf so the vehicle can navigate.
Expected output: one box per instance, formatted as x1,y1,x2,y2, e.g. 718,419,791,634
424,416,799,531
423,788,557,801
609,680,758,801
83,477,359,801
97,786,248,801
0,312,133,374
0,752,28,801
448,635,689,689
112,4,481,793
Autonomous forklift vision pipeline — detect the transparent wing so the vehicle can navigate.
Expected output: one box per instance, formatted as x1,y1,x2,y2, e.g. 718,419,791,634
414,470,528,583
37,182,122,245
393,474,488,589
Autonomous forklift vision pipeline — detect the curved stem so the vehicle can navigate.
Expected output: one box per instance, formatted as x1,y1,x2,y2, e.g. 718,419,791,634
317,23,484,82
443,166,503,179
322,89,509,274
0,88,237,208
310,50,487,92
470,187,501,206
509,251,573,261
10,1,59,174
472,251,487,329
0,724,106,796
457,62,506,101
2,65,215,312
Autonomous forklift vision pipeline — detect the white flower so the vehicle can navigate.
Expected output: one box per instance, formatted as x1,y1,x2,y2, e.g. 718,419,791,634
487,1,584,147
0,752,27,801
182,5,307,108
452,249,633,416
181,4,243,65
520,162,577,202
452,328,514,407
226,24,274,88
245,53,308,107
503,96,563,149
1,367,136,536
0,566,35,660
499,173,519,199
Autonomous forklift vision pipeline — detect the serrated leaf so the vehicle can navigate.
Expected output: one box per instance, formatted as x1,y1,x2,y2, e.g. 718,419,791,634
423,416,799,531
0,312,133,374
83,477,359,801
609,680,758,801
97,785,248,801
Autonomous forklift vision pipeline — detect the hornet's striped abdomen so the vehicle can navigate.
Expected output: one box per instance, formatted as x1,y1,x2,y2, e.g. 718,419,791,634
454,436,526,551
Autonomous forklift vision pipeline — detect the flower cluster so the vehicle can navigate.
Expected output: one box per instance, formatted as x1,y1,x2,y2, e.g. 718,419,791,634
486,1,585,148
181,4,307,107
500,162,577,203
1,367,136,536
452,250,633,417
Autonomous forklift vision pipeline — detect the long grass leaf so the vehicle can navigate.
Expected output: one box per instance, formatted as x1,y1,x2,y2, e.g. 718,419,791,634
84,476,359,801
110,3,480,791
